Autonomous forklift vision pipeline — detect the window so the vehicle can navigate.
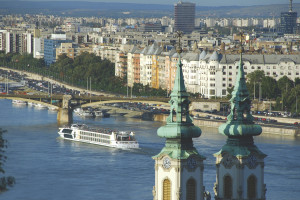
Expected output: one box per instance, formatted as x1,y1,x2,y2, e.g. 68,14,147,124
163,179,171,200
229,66,232,69
186,178,196,200
247,175,257,199
223,72,226,75
222,89,227,95
224,175,232,199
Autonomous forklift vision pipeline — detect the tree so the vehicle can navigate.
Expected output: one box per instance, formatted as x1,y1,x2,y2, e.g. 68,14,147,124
0,129,15,192
246,70,265,99
261,76,279,99
287,85,300,114
277,76,294,94
295,77,300,86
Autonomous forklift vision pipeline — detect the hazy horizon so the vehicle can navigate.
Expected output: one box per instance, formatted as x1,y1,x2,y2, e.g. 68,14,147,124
4,0,300,7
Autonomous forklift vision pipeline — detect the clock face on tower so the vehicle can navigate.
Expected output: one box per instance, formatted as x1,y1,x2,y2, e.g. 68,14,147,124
187,157,197,169
163,157,171,169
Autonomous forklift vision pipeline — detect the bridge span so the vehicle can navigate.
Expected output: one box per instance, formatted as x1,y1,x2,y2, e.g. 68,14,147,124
0,94,171,124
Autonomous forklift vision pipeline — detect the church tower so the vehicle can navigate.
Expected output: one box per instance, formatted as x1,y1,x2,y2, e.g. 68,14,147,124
214,42,267,200
152,32,206,200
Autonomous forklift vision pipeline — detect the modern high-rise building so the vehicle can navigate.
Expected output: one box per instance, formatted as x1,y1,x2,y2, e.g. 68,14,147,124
44,34,72,66
174,1,195,33
4,31,33,55
279,0,297,34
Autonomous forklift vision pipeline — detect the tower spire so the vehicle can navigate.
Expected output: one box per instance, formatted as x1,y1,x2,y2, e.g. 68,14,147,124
155,30,201,148
214,32,267,200
219,32,262,136
152,31,206,200
289,0,293,12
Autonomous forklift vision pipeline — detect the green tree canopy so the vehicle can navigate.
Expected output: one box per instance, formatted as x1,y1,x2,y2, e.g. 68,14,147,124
246,70,265,99
277,76,294,94
261,76,280,99
247,70,265,84
295,77,300,86
0,129,15,192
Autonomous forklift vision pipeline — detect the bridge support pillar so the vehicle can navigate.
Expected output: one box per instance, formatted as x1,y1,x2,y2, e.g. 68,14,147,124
57,108,73,125
57,95,73,125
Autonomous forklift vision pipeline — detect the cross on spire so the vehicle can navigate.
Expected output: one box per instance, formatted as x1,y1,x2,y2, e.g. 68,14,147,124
176,30,183,54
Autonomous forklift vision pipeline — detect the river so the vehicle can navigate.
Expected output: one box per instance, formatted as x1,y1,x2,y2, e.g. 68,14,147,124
0,99,300,200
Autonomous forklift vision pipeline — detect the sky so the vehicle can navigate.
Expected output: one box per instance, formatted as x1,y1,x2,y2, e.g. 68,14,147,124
10,0,300,7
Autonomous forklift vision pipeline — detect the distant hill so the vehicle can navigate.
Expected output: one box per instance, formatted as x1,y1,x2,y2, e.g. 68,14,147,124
0,1,299,18
196,4,300,17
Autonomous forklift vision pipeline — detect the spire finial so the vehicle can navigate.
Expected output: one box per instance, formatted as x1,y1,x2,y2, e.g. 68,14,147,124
239,32,244,54
289,0,293,12
176,30,183,54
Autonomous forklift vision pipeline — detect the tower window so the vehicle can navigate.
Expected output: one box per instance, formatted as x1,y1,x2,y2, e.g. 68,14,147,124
224,175,232,199
163,179,171,200
247,175,257,199
186,178,196,200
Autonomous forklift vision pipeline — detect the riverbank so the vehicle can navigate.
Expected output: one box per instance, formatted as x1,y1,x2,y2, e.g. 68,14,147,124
2,66,299,137
153,114,300,137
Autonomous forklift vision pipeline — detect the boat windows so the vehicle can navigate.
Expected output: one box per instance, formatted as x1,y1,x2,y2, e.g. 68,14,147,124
64,134,73,139
62,129,73,134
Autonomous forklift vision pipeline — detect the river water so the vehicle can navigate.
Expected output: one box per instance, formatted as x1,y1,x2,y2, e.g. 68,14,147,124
0,99,300,200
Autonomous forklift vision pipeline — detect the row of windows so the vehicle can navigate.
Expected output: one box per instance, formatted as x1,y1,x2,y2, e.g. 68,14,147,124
224,175,256,199
79,136,110,144
163,178,196,200
223,65,291,70
80,131,110,139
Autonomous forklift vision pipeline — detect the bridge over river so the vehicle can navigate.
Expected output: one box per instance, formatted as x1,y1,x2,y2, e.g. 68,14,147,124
0,94,172,124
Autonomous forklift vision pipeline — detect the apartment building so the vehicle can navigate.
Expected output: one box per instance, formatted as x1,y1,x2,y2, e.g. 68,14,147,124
56,43,75,60
119,44,300,98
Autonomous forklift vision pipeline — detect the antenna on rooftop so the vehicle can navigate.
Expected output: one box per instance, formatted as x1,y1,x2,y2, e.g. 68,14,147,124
289,0,293,12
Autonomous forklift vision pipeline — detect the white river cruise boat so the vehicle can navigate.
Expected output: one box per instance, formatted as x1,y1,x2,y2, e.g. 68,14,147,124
58,124,139,149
